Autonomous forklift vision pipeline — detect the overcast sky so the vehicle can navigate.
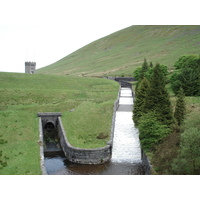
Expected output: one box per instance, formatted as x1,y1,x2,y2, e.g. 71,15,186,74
0,0,198,73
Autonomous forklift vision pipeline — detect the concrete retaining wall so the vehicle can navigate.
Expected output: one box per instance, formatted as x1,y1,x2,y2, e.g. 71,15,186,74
38,117,47,175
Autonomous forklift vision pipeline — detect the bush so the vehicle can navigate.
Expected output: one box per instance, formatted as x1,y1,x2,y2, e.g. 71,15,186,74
133,61,168,82
170,55,200,96
170,71,181,94
174,88,186,126
138,112,170,152
171,127,200,174
133,67,142,80
174,55,199,69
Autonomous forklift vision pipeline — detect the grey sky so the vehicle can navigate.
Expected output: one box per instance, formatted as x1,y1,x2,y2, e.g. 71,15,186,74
0,0,197,73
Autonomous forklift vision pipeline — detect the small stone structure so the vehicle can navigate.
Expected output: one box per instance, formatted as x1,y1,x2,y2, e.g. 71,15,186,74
25,61,36,74
38,112,62,175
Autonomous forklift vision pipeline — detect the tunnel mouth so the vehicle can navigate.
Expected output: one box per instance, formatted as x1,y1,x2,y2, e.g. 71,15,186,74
43,122,58,144
37,113,62,152
44,122,55,131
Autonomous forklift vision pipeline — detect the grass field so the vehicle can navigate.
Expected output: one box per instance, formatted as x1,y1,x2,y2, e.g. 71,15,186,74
37,25,200,77
0,72,119,174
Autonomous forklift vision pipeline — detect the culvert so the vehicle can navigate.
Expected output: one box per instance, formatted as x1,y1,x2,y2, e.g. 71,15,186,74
38,112,64,161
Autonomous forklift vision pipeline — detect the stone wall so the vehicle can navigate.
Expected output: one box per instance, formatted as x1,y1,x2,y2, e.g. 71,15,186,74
56,89,120,164
57,117,112,164
38,87,120,169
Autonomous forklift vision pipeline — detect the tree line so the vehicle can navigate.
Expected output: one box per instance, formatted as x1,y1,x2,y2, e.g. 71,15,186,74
133,55,200,174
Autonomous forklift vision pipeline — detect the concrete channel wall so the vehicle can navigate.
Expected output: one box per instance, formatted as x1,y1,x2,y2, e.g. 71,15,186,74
38,117,48,175
38,87,120,169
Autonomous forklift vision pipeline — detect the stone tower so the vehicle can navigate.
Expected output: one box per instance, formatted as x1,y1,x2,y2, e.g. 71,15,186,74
25,62,36,74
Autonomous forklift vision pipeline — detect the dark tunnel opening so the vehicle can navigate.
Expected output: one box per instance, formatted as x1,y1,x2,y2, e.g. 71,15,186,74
44,122,55,131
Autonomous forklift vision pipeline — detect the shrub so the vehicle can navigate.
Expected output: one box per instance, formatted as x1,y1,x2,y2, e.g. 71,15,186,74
138,112,170,152
174,55,199,69
170,55,200,96
171,127,200,174
174,88,186,126
133,60,168,81
133,67,142,80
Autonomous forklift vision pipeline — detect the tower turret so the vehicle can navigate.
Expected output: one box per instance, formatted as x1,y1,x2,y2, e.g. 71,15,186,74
25,62,36,74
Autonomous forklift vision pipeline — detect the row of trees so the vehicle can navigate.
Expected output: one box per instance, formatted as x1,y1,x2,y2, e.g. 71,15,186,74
133,59,185,152
134,58,168,81
134,55,200,96
133,56,200,174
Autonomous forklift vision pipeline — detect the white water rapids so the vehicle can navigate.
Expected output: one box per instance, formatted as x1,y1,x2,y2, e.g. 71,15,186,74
111,87,142,163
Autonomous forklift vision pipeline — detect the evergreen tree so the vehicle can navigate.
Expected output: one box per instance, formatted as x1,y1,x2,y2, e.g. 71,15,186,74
174,55,199,69
140,58,149,79
172,127,200,174
174,88,186,126
133,77,150,126
149,61,153,68
170,55,200,96
138,112,170,151
144,63,174,127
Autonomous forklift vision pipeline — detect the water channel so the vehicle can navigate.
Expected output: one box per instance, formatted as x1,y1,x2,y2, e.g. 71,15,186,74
44,87,146,175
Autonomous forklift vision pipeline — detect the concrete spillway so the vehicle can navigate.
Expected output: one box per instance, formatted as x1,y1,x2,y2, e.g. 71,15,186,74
111,88,142,163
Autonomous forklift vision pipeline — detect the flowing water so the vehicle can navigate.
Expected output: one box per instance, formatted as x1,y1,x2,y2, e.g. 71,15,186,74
111,88,142,164
44,87,146,175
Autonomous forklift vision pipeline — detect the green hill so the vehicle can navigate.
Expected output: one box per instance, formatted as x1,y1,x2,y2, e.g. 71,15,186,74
0,72,118,174
37,25,200,76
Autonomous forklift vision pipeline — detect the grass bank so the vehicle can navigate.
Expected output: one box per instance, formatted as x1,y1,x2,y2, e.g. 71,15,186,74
0,72,119,174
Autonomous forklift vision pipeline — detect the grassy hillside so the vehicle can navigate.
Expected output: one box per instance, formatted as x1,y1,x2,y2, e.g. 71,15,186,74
37,25,200,76
0,72,118,174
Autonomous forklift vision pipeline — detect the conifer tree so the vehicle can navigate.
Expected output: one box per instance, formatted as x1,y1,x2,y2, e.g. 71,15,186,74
133,77,150,126
140,58,149,79
170,55,200,96
144,63,174,127
149,62,153,68
174,88,186,126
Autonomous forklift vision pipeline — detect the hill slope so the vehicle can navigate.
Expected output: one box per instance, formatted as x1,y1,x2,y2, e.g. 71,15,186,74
0,72,118,174
37,25,200,76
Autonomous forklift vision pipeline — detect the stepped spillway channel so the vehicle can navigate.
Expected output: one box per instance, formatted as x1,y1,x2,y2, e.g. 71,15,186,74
111,87,142,163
